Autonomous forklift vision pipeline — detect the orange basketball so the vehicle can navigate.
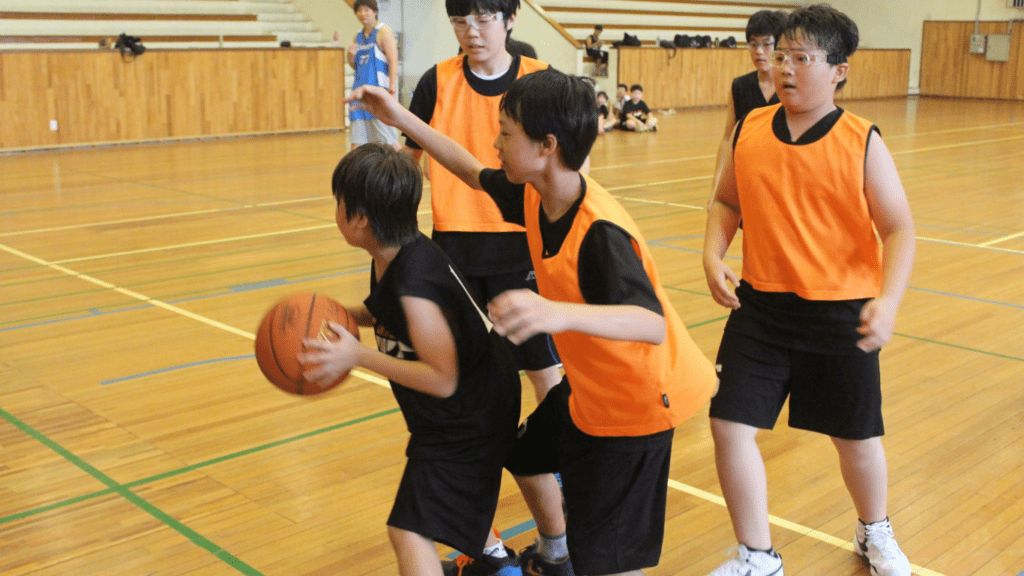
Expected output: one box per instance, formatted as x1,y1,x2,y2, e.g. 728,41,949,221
254,293,360,395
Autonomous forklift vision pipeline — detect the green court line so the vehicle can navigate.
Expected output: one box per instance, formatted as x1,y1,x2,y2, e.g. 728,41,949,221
893,332,1024,363
0,405,400,574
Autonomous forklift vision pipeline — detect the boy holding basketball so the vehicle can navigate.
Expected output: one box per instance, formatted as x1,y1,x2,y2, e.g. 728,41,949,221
702,5,915,576
348,69,718,576
299,143,522,576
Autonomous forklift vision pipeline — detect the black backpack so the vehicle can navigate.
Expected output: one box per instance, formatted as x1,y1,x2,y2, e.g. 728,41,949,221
613,32,642,47
658,38,677,57
674,34,691,48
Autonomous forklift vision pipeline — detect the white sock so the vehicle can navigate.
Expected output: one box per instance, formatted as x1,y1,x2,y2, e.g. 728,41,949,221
484,540,507,559
538,532,568,561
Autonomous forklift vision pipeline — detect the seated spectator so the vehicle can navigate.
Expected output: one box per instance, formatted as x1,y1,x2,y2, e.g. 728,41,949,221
620,84,658,132
596,91,615,134
584,25,609,75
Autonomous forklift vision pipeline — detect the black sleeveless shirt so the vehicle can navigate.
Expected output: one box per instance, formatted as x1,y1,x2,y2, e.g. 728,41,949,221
732,70,779,121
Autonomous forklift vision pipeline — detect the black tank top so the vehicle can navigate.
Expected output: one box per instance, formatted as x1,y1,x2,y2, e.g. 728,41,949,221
732,70,779,121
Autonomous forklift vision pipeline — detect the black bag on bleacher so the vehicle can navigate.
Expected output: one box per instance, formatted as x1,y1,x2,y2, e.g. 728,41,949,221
114,33,146,58
674,34,691,48
613,32,642,48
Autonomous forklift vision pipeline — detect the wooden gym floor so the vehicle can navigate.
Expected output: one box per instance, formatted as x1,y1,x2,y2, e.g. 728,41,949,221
1,96,1023,576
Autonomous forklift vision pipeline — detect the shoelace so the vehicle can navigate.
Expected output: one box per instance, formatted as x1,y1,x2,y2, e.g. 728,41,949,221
452,554,473,576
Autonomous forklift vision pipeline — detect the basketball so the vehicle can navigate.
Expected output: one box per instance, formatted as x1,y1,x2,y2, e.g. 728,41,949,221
254,293,361,395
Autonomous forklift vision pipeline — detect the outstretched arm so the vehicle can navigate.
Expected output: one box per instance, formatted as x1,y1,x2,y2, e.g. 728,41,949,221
858,132,915,352
488,289,666,345
345,86,484,190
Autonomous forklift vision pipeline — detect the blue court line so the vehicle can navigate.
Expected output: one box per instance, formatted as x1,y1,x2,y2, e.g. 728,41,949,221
100,355,255,385
907,286,1024,310
444,519,539,559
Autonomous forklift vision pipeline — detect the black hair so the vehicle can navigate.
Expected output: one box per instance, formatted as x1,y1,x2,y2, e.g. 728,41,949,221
745,10,787,42
506,37,537,59
594,24,603,32
629,84,643,93
500,69,597,171
331,143,422,247
597,91,608,100
353,0,378,15
445,0,519,18
779,4,859,90
617,83,627,90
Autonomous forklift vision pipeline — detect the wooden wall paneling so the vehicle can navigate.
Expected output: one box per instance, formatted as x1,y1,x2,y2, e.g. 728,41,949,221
838,49,911,101
0,49,347,151
920,21,1024,101
617,47,910,110
0,52,59,149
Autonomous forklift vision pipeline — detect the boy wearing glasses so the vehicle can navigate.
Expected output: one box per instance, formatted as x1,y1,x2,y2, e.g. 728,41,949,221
405,0,562,408
703,5,915,576
711,10,787,195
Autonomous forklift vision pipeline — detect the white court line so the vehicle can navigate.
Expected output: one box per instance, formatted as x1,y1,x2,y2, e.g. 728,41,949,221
917,235,1024,256
52,225,336,264
979,229,1024,248
593,154,716,171
890,133,1024,155
667,480,948,576
0,198,326,238
0,242,392,390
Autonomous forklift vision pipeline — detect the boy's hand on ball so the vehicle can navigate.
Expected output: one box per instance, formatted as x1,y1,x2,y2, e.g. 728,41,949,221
300,321,360,385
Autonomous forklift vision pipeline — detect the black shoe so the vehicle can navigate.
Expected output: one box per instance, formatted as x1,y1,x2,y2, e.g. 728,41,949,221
518,542,574,576
441,546,519,576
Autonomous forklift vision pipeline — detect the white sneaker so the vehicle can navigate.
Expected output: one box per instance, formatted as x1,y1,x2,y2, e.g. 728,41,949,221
706,544,784,576
855,518,912,576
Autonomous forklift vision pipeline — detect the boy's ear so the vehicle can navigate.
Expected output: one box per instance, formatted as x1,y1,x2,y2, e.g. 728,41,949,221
505,13,516,31
540,133,558,155
833,62,849,85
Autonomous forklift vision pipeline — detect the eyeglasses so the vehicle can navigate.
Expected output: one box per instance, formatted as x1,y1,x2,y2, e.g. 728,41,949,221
770,50,838,68
449,12,504,31
747,40,775,51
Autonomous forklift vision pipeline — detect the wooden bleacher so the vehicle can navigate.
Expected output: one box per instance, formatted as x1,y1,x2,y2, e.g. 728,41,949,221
0,0,329,51
538,0,799,48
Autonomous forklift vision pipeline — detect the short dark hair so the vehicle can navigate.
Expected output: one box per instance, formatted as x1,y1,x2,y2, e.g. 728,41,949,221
594,25,603,31
745,10,787,42
332,144,422,247
629,84,643,93
617,83,627,90
597,91,608,100
353,0,378,15
778,4,859,90
506,37,537,59
500,69,597,171
445,0,519,18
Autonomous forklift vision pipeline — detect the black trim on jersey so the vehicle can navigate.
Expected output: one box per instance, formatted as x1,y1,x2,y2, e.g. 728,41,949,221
403,54,524,150
477,170,661,314
733,106,880,150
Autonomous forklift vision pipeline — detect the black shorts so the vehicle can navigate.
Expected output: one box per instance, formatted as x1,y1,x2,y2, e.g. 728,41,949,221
387,457,503,556
504,381,673,574
462,270,560,372
709,330,885,440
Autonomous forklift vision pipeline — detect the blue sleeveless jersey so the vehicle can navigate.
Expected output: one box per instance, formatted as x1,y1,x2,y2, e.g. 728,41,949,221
350,25,390,121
